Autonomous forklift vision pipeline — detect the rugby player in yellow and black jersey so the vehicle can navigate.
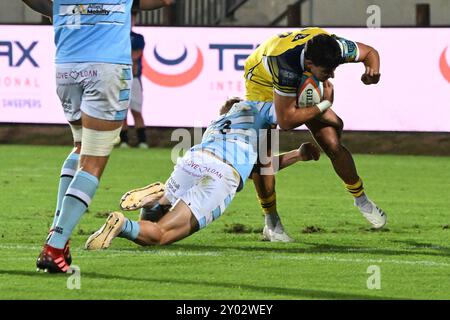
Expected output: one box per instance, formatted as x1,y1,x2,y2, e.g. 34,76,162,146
243,28,386,242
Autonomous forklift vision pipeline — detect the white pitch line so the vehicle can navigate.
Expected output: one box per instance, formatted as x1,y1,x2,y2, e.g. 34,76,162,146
0,244,449,268
274,255,450,267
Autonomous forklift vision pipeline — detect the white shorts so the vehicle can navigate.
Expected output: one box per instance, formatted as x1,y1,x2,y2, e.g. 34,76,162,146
129,78,143,112
165,151,240,229
56,63,133,122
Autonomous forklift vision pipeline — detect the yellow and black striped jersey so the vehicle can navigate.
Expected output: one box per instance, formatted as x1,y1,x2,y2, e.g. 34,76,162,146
244,27,359,102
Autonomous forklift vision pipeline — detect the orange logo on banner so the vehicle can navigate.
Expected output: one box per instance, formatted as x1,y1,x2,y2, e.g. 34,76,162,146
439,47,450,83
142,47,204,87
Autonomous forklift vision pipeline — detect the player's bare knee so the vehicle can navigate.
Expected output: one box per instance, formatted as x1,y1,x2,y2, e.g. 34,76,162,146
323,141,343,160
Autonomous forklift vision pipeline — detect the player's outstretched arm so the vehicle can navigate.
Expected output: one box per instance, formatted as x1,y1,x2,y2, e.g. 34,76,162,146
22,0,52,18
140,0,174,10
274,81,334,130
356,42,381,85
274,142,321,173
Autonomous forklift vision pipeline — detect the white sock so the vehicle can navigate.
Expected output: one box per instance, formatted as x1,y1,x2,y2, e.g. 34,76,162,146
355,194,373,213
355,194,368,206
265,213,284,233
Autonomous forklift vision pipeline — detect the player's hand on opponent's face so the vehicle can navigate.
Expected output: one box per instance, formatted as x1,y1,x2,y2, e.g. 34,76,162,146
322,80,334,103
298,142,321,162
361,66,381,85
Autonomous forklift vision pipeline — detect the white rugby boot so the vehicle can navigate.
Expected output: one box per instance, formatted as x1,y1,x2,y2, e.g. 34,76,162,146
356,198,387,229
138,142,149,149
120,182,165,211
85,212,125,250
262,225,294,242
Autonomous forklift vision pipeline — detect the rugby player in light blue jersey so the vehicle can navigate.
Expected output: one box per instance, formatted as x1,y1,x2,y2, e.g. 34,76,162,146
22,0,173,273
84,96,325,250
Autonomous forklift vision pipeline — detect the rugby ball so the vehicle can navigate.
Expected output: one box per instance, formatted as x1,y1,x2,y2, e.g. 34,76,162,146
297,71,323,107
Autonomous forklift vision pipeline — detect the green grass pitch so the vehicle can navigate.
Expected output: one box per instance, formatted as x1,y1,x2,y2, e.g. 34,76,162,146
0,145,449,300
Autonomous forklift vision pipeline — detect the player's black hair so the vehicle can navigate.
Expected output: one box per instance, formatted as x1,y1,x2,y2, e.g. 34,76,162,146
304,34,342,69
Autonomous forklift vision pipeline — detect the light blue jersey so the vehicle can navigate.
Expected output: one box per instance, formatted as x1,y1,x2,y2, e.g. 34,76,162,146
192,101,277,191
53,0,133,65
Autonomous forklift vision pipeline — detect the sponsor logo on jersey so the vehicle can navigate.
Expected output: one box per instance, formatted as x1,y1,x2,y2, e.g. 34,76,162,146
85,4,110,15
293,34,308,42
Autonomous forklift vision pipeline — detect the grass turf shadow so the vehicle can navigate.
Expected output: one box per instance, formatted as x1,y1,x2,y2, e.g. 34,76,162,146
0,269,409,300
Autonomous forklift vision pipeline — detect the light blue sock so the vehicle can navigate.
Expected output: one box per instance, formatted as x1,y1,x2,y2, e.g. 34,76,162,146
119,218,140,241
50,152,80,230
48,170,99,249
